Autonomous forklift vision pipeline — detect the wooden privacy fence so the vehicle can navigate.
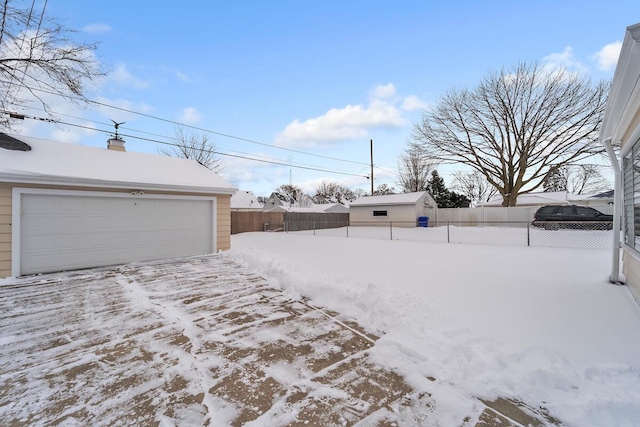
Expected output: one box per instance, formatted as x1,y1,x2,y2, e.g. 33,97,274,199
231,212,350,234
231,212,285,234
284,212,349,232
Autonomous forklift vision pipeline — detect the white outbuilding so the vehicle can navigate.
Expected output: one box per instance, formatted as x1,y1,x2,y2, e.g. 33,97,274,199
349,191,436,227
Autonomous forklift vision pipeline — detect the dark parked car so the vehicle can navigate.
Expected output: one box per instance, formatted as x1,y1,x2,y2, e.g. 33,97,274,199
532,205,613,230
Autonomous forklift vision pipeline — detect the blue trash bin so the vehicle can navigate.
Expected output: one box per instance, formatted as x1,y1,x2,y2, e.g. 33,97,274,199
418,216,429,227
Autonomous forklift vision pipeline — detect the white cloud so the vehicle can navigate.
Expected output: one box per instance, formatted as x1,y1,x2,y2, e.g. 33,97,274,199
401,95,428,112
82,23,112,34
592,41,622,71
542,46,588,74
180,107,202,124
176,70,190,82
276,99,405,148
109,64,150,90
370,83,396,100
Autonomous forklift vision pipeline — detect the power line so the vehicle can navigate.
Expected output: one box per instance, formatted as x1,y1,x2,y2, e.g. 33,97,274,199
9,102,360,171
4,80,373,167
2,110,370,178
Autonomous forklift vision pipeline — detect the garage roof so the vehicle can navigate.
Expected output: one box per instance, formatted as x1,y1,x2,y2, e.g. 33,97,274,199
0,134,236,194
350,191,428,206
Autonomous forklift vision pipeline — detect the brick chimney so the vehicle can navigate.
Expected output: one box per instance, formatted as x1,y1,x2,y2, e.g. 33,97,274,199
107,137,125,152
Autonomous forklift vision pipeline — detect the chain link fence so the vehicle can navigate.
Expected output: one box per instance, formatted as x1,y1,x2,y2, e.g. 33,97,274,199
288,220,615,250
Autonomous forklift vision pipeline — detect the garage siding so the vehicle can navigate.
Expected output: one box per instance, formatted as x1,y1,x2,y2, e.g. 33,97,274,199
0,185,10,277
217,195,231,251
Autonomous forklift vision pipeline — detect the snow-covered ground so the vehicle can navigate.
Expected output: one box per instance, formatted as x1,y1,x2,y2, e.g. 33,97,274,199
227,229,640,427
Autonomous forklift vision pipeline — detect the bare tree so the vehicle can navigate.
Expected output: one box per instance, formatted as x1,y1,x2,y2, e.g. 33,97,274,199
313,180,356,204
274,184,314,207
397,145,434,193
373,184,395,195
412,62,609,206
543,164,610,194
0,1,103,130
160,127,221,171
451,170,498,206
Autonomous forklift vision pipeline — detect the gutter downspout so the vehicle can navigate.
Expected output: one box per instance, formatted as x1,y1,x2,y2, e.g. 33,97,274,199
603,137,623,283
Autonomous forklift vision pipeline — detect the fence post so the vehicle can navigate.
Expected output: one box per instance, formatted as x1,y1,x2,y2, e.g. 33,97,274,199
527,221,530,247
346,225,349,238
264,222,268,232
390,221,393,240
313,215,316,235
447,221,450,243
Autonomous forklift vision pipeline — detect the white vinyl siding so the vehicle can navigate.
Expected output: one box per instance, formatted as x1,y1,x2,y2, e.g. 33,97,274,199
623,138,640,253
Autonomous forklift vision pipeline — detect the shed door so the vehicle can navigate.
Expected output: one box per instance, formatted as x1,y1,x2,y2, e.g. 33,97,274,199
19,193,214,275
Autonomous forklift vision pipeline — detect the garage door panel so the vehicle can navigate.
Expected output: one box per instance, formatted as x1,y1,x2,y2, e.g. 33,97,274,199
86,215,115,230
22,215,56,233
112,216,137,231
110,199,136,213
135,214,158,230
84,197,115,211
22,254,56,272
112,231,136,245
58,233,88,250
20,194,214,275
55,197,85,214
57,216,86,231
58,251,88,268
21,235,56,252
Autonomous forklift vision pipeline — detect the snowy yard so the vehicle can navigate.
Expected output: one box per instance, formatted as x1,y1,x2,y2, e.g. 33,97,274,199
228,230,640,427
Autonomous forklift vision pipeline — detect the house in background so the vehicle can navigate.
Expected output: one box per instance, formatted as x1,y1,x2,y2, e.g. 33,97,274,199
585,190,614,205
599,22,640,305
262,190,314,211
318,203,349,214
0,134,235,278
273,203,349,214
231,190,262,212
349,191,436,227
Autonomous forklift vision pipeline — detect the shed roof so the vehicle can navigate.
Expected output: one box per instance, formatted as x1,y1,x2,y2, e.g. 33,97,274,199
350,191,428,206
0,134,235,194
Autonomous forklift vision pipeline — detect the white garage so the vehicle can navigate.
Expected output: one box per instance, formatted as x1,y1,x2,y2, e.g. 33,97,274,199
0,134,235,278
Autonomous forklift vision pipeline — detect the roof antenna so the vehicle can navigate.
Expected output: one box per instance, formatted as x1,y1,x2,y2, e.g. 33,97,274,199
110,119,125,140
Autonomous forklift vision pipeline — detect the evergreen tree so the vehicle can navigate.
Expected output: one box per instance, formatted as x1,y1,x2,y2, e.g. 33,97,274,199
427,171,449,206
427,170,470,208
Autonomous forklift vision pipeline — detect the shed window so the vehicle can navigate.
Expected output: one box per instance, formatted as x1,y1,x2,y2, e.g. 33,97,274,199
372,210,388,217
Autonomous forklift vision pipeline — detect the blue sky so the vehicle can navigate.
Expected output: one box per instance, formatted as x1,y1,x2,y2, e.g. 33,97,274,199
12,0,639,197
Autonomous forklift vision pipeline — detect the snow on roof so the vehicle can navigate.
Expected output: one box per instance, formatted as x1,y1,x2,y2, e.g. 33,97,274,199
350,191,427,206
231,190,261,209
0,135,235,194
587,189,614,199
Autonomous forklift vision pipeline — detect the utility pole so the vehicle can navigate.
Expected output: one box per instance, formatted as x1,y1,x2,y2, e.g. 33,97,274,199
288,156,292,186
370,139,374,195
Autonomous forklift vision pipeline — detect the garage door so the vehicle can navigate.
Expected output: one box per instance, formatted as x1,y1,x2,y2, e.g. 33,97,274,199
19,193,214,275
